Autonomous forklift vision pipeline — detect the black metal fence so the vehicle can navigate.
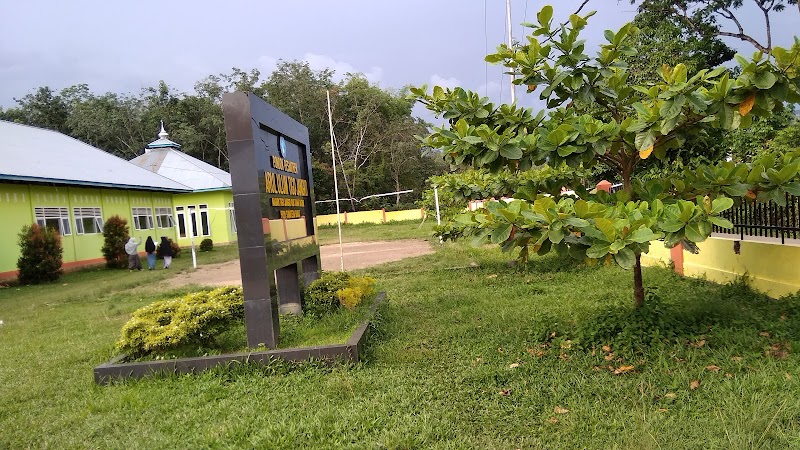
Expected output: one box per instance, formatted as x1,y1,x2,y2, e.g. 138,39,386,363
712,193,800,244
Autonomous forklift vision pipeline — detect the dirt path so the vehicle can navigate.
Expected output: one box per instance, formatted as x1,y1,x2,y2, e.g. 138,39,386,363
162,239,433,288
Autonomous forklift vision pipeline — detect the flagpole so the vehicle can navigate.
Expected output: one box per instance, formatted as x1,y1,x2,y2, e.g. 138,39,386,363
326,89,345,271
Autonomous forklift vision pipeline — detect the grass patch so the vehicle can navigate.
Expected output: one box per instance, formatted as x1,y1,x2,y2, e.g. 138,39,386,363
1,237,799,448
317,219,435,245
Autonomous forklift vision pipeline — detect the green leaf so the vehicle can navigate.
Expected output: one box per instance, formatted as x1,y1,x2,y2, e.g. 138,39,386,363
499,145,523,160
586,243,610,259
710,197,734,214
754,71,777,89
609,240,626,252
454,118,468,137
491,224,513,244
564,217,590,228
629,227,662,243
708,216,733,229
593,218,616,242
471,229,490,247
684,222,707,243
537,5,553,26
614,247,636,270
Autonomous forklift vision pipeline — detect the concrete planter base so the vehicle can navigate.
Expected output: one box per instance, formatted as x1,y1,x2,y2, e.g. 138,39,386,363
94,292,386,385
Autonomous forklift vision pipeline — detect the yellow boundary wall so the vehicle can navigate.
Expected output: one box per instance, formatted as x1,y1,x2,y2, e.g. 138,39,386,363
317,208,425,226
642,236,800,298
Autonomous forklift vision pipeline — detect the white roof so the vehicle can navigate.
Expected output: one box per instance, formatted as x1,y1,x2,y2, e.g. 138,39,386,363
130,148,232,191
0,120,191,192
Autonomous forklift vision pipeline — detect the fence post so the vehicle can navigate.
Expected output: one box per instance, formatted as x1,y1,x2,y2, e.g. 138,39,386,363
382,208,386,223
670,243,684,276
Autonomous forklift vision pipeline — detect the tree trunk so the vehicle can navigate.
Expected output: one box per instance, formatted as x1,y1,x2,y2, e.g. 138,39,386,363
633,252,644,309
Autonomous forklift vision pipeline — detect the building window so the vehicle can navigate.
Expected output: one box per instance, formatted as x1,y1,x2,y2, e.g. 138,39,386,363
34,207,71,235
132,207,154,230
228,202,237,234
74,207,103,234
155,207,174,229
176,207,187,238
199,204,210,236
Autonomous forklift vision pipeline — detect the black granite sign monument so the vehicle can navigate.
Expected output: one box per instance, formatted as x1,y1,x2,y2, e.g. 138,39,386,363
222,92,321,349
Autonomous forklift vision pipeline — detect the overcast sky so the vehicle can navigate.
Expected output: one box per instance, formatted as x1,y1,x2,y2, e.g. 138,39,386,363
1,0,797,121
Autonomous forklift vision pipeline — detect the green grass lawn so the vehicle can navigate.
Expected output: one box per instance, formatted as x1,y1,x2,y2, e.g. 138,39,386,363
317,219,435,245
1,235,799,448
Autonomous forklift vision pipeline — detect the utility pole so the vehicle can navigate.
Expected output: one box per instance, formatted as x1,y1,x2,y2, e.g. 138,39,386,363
506,0,516,103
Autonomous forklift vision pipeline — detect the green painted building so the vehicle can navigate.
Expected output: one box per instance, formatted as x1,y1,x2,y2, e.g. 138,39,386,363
0,121,238,280
130,124,236,248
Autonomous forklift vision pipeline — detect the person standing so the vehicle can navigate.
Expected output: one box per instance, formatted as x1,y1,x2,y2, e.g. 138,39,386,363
144,236,156,270
159,236,173,269
125,237,143,271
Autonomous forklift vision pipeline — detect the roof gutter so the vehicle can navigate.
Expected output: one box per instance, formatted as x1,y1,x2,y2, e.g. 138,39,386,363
0,174,193,193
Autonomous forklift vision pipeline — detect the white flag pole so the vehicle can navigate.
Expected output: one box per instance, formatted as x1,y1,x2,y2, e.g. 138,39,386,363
326,90,345,271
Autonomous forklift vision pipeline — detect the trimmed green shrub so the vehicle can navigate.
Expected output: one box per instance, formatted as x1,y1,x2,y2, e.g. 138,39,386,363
303,272,352,318
17,224,63,284
199,238,213,252
116,286,243,357
156,238,182,259
338,276,377,310
101,215,130,268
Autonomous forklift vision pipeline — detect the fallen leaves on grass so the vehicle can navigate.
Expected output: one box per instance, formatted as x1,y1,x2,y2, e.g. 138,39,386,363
658,408,669,412
664,393,677,399
546,417,559,424
604,353,615,361
554,406,570,414
689,339,706,348
613,365,635,375
486,274,498,279
509,363,520,369
499,389,512,396
759,331,771,337
765,342,790,359
731,356,743,362
690,380,700,390
527,348,546,357
705,365,722,373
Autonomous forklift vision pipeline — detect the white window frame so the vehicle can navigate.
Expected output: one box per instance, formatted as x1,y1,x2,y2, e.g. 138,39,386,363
228,202,237,234
74,207,103,235
176,206,187,238
199,204,211,237
131,207,154,230
34,207,71,235
155,207,175,229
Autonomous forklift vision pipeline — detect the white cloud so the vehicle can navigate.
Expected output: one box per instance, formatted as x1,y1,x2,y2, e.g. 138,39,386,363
429,74,461,89
303,53,384,84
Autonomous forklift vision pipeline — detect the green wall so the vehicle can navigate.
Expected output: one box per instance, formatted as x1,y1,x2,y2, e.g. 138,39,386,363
172,190,236,248
0,183,181,276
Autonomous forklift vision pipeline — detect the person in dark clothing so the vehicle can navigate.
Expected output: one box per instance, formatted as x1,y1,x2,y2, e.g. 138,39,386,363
144,236,156,270
159,236,173,269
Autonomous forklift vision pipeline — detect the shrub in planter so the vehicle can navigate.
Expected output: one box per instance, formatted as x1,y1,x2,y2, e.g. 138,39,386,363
199,238,213,252
338,277,377,310
116,286,244,357
102,215,130,268
17,224,63,284
303,271,352,318
156,238,181,259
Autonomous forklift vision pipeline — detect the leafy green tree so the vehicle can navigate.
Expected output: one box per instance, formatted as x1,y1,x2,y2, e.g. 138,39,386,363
632,0,798,54
102,215,130,269
17,224,63,284
412,6,800,308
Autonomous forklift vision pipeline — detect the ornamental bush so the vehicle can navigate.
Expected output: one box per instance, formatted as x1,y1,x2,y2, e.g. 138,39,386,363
199,238,213,252
116,286,244,357
17,224,63,284
303,272,377,316
101,215,129,269
303,272,352,318
338,276,377,310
